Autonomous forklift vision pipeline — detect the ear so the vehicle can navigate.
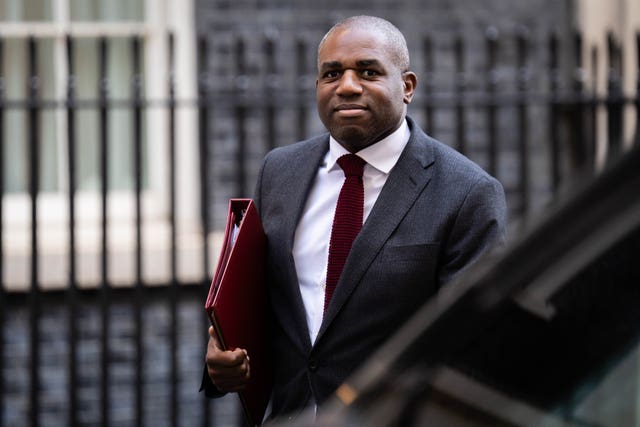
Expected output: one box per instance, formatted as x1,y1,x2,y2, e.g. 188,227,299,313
402,71,417,104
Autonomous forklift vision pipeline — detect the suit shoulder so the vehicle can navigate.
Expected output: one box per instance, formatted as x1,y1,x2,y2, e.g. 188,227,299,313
406,118,491,182
427,136,496,183
264,134,328,164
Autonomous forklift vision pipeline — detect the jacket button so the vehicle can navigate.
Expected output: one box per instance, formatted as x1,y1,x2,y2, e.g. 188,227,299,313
309,360,318,372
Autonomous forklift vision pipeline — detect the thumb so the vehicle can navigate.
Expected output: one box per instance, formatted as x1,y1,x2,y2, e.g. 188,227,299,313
208,326,222,348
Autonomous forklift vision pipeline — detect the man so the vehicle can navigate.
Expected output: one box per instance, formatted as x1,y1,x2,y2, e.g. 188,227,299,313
202,15,507,421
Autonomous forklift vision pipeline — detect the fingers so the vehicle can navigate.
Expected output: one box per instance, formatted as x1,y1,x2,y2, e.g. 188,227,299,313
205,326,251,393
211,353,250,393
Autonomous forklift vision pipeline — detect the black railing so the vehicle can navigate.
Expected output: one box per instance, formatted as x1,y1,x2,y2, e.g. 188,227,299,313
27,35,41,427
196,29,639,220
0,35,4,427
0,33,231,427
0,28,639,427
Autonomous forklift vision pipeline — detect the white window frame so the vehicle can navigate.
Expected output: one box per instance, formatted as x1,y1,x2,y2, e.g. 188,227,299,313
1,0,206,290
575,0,639,169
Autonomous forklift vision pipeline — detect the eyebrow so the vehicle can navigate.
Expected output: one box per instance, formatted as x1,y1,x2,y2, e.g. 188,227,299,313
319,61,342,72
319,59,382,72
356,59,381,67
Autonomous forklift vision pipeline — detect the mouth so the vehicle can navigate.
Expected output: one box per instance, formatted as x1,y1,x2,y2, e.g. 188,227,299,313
334,104,367,117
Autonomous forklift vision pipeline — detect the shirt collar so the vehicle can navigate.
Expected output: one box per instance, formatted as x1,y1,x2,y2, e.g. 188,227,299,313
326,118,410,174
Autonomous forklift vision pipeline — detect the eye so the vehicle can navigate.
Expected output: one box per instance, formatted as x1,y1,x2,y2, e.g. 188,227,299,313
323,70,340,79
362,69,378,78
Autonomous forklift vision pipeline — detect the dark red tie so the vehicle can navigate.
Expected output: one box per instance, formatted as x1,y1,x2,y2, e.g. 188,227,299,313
324,154,366,314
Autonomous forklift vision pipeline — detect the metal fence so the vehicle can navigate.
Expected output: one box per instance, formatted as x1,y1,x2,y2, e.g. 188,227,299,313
0,34,235,427
0,28,639,427
198,29,640,221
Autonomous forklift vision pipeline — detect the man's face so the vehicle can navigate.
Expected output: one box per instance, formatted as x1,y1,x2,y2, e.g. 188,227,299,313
316,27,416,153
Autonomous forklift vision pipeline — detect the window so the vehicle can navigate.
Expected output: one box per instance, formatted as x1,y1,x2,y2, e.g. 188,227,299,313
1,0,202,289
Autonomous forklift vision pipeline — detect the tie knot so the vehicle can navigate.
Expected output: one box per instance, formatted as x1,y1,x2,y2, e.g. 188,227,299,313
337,154,366,178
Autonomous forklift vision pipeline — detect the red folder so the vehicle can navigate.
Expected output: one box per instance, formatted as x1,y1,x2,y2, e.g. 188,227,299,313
205,199,272,426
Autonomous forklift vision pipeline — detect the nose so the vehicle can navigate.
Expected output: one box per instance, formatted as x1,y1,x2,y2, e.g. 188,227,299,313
336,70,363,96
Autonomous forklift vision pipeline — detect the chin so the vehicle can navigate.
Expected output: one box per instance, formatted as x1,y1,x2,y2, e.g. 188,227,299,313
332,125,366,143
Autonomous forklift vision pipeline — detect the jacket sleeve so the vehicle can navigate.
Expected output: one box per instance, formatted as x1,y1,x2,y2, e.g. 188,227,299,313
199,365,226,398
438,174,507,287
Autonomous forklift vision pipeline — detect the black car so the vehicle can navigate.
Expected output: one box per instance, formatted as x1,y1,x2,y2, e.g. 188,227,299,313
290,144,640,427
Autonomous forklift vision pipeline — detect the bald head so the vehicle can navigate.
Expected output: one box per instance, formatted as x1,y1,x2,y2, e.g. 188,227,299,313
317,15,410,72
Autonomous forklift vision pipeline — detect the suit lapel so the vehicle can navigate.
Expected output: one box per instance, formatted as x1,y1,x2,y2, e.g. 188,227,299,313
275,136,329,351
316,124,435,342
280,138,329,247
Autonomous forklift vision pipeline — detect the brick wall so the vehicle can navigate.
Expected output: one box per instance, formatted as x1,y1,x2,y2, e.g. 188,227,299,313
0,3,583,426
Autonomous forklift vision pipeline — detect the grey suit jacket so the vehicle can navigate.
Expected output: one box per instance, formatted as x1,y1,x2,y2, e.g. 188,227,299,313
252,117,507,419
201,117,507,420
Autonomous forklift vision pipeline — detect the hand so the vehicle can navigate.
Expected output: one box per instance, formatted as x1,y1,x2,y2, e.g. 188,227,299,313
205,326,250,393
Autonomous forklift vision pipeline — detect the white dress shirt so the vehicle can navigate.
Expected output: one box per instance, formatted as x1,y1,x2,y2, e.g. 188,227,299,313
292,119,411,345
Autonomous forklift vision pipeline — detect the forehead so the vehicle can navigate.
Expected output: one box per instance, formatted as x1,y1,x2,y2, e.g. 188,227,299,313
318,27,393,65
